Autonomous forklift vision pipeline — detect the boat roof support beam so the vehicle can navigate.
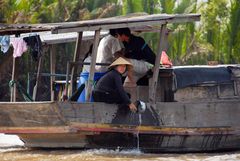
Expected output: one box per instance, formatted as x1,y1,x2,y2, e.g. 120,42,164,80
10,57,16,102
70,32,83,95
149,24,168,105
85,29,101,102
51,15,200,34
32,55,43,101
50,44,56,101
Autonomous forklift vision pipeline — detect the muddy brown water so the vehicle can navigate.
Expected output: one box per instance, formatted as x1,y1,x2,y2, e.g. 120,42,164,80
0,134,239,161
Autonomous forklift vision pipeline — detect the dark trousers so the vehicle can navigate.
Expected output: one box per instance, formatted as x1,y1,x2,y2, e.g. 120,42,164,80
92,90,120,104
93,90,130,104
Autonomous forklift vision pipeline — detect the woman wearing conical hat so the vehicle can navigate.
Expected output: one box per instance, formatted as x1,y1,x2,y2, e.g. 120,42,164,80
92,57,137,112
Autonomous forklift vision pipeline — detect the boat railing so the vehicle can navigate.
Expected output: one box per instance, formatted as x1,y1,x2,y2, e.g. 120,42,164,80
65,61,110,98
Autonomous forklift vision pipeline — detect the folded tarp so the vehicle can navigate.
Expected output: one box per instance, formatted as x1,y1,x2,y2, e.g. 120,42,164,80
173,66,232,90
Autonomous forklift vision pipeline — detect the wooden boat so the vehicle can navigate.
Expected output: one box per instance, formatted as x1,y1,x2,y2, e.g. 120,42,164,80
0,13,240,152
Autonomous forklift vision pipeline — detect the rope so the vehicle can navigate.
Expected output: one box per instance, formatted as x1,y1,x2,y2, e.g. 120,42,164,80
9,80,33,102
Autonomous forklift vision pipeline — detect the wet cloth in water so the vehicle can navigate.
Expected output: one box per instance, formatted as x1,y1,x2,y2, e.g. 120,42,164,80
173,66,231,90
23,35,42,61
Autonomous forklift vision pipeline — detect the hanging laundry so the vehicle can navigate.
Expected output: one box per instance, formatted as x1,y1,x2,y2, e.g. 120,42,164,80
0,35,10,53
23,35,42,61
11,37,28,58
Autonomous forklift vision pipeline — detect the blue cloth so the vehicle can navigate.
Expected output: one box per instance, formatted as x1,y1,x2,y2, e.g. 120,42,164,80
0,36,10,53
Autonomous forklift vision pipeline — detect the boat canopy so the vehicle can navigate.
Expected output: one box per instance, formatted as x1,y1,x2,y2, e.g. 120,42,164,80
1,13,201,103
0,13,200,35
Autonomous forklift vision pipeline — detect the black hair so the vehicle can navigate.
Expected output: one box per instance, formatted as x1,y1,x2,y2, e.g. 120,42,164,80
116,28,131,37
109,29,118,37
83,44,93,61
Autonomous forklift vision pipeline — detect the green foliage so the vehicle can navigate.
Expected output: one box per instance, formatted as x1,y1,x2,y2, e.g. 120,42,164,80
166,0,198,65
160,0,175,13
198,0,230,63
1,0,240,66
122,0,143,14
174,0,197,13
227,0,240,63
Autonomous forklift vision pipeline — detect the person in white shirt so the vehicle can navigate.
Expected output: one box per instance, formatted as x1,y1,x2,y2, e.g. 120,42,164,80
95,29,124,72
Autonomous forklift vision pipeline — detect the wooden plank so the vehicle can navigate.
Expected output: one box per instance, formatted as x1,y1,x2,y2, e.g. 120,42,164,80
70,123,237,136
65,62,70,98
149,24,168,105
0,101,66,127
19,133,89,148
50,44,56,101
0,126,75,134
10,57,16,102
32,57,43,101
85,30,100,101
52,14,200,34
52,14,196,29
0,14,200,35
70,32,83,95
0,123,237,136
51,21,166,34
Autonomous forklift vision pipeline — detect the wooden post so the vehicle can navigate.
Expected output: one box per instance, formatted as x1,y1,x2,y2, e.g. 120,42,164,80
32,56,42,101
149,24,168,106
65,62,70,98
85,29,100,102
10,57,16,102
70,32,83,95
50,44,56,101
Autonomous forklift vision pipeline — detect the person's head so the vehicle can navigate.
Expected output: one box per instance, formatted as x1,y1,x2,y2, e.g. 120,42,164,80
109,29,118,37
116,28,131,42
109,57,132,74
115,64,127,74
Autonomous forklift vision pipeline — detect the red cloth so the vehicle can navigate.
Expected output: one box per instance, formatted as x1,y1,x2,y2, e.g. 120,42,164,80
160,51,172,67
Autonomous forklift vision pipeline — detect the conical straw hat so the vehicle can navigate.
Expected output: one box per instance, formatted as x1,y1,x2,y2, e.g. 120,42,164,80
109,57,132,69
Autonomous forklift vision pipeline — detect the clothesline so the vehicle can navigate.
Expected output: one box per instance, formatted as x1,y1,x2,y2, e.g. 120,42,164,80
0,31,108,59
0,34,42,61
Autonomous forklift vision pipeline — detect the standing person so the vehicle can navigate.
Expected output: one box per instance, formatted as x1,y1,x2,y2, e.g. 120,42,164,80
95,29,124,72
92,57,137,112
116,28,156,84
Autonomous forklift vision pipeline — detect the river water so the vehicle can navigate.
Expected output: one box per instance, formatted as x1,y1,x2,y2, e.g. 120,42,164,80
0,134,240,161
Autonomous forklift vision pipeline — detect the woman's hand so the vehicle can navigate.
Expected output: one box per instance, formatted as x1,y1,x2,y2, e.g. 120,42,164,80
129,103,137,113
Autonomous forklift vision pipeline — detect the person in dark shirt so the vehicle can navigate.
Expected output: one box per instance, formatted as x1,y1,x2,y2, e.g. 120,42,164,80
117,27,156,65
116,28,156,85
92,57,137,112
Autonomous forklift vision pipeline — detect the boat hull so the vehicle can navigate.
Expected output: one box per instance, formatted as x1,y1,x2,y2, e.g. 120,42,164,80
0,101,239,152
15,126,240,152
